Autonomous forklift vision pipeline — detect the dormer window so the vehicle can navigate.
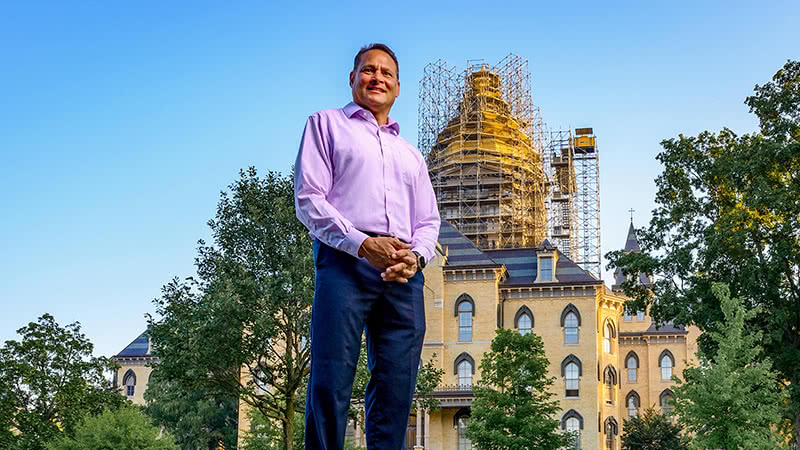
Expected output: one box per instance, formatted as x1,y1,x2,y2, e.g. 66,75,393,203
540,256,553,281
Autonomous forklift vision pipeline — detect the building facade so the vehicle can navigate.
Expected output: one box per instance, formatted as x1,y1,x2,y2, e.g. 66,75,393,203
391,220,698,450
111,332,157,406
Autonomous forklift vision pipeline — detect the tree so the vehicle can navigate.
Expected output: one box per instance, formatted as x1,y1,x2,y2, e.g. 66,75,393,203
621,408,688,450
466,328,570,450
0,314,125,450
673,283,788,449
47,406,177,450
606,60,800,445
143,367,238,450
147,168,314,450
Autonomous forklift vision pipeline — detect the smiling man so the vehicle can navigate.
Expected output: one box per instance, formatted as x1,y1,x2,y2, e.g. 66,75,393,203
294,43,440,450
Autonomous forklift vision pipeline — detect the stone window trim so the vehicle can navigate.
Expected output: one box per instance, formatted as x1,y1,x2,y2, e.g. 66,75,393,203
454,294,475,317
603,318,617,338
660,389,675,415
560,409,584,430
603,365,618,385
453,406,471,428
560,304,582,327
513,305,534,329
626,390,641,408
560,354,583,376
454,352,476,375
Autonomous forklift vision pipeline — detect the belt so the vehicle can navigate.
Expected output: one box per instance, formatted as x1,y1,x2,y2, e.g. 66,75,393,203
362,231,409,244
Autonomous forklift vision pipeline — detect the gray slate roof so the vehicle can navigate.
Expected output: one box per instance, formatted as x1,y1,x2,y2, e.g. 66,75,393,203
114,332,152,358
437,221,600,286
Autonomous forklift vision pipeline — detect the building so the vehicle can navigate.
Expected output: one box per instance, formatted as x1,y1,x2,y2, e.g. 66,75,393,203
111,332,157,405
394,220,698,450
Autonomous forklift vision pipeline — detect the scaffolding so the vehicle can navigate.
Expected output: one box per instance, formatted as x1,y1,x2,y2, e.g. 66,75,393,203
544,130,578,261
418,54,548,250
572,128,601,278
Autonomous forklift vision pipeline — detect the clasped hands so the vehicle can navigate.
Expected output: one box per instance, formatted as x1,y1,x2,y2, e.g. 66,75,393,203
357,237,418,283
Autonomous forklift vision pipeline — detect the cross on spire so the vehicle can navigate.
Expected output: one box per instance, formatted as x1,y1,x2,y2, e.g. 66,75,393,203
628,208,635,223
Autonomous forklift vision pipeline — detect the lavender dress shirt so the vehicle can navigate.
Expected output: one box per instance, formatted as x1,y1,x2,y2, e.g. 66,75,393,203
294,102,440,264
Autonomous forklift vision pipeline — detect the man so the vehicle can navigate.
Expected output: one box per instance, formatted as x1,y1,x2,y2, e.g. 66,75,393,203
294,43,440,450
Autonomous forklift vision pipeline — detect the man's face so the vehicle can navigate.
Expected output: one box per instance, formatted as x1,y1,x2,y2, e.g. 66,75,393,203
350,49,400,116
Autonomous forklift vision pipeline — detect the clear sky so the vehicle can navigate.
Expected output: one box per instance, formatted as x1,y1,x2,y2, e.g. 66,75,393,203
1,1,798,358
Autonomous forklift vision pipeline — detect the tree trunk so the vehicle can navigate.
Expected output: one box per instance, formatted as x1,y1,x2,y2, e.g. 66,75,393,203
795,412,800,450
283,393,296,450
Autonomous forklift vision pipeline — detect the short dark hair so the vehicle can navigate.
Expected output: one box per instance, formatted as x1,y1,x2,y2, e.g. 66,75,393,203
353,43,399,80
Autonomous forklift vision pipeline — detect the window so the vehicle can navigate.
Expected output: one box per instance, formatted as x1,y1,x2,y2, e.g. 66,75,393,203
518,313,532,335
561,411,583,449
122,370,136,397
637,311,645,321
626,392,640,418
626,352,639,383
623,308,632,321
539,256,553,281
458,301,473,342
456,409,472,450
458,360,473,387
565,312,579,344
562,355,582,398
660,390,674,417
659,350,675,381
604,418,618,450
603,321,615,354
603,366,617,405
561,304,581,345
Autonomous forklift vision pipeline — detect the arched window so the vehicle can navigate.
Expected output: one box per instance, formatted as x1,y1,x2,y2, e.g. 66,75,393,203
455,408,472,450
122,369,136,397
660,389,674,417
603,366,617,404
659,350,675,381
561,355,582,398
604,417,618,450
603,320,616,354
455,295,474,342
454,353,475,387
561,304,581,344
625,351,639,383
626,391,640,418
561,409,583,449
514,306,534,335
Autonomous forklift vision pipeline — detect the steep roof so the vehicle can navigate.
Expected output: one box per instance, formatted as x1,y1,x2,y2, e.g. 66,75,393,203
437,221,500,268
612,221,651,290
485,247,600,286
113,332,152,358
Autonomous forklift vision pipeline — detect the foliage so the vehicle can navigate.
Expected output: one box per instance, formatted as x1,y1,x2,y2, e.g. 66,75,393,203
143,367,238,450
673,283,788,449
0,314,125,450
415,353,445,411
147,168,314,450
606,60,800,445
47,406,177,450
241,407,303,450
621,408,688,450
466,328,570,450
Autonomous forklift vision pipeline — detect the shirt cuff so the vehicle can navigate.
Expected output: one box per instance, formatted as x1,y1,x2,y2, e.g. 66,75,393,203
343,228,369,258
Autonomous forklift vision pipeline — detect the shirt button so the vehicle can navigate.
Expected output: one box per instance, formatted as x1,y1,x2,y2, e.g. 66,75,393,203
387,187,391,192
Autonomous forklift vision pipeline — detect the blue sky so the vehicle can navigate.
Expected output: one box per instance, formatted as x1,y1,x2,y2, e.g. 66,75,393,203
1,1,798,358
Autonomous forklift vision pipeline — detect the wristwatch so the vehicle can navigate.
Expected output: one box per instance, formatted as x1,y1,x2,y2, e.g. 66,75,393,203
412,251,426,270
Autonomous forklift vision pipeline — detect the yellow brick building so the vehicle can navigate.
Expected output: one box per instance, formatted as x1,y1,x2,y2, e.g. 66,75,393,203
111,332,157,406
393,220,698,450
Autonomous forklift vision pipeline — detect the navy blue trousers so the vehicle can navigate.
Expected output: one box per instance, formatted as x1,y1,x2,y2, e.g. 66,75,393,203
305,240,426,450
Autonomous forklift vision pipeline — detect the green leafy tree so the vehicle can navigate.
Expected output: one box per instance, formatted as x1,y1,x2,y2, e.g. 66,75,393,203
47,406,177,450
673,283,788,449
147,168,314,450
0,314,125,450
606,60,800,446
241,407,304,450
143,367,238,450
621,408,688,450
466,328,570,450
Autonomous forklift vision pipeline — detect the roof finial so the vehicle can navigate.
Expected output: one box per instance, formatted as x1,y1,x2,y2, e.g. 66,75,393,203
628,208,635,223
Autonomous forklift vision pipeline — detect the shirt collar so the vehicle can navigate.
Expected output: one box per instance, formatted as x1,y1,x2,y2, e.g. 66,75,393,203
343,102,400,135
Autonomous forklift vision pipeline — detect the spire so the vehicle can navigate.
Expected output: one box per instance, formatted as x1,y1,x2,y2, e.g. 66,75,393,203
624,221,641,252
612,220,651,291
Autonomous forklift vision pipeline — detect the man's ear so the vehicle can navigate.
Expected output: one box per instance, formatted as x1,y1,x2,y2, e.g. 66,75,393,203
349,71,355,88
396,80,400,98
